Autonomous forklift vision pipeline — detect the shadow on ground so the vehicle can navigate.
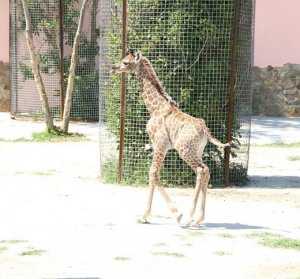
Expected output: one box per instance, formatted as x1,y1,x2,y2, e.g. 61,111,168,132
204,223,265,230
250,116,300,144
48,277,101,279
249,175,300,189
183,222,266,231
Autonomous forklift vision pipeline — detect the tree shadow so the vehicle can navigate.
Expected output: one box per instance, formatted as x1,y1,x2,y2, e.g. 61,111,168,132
252,116,300,129
248,175,300,189
250,116,300,144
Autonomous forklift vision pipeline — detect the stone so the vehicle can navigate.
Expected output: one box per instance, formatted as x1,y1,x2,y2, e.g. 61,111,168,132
252,64,300,117
0,61,10,112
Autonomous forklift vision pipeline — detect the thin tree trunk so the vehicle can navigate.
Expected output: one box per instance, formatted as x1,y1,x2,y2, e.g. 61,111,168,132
61,0,90,132
20,0,55,132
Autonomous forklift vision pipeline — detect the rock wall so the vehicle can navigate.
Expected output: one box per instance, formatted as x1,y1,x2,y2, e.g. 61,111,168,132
252,64,300,117
0,61,10,112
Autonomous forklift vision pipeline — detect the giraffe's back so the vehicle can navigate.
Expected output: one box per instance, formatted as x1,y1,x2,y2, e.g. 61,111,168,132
164,108,208,154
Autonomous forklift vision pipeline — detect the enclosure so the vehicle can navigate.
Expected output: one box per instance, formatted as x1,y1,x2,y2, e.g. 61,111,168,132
99,0,254,187
10,0,99,120
9,0,254,187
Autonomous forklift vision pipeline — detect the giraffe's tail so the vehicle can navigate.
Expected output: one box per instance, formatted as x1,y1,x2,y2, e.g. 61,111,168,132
195,118,232,149
204,127,231,149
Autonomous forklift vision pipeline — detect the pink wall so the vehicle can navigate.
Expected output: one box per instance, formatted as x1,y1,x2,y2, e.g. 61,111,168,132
254,0,300,67
1,0,299,66
0,0,9,62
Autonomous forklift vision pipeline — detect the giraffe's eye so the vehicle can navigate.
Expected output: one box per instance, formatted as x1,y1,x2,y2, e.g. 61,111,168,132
123,62,129,66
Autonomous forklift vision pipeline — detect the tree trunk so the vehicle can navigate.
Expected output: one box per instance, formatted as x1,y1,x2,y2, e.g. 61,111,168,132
61,0,90,132
20,0,55,132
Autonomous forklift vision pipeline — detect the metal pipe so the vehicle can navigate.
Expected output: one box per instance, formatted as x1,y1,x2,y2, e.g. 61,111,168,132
117,0,128,183
224,0,241,187
59,0,64,119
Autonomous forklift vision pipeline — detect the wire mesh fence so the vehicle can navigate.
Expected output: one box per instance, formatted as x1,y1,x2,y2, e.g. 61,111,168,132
10,0,61,118
10,0,254,187
10,0,99,120
99,0,254,187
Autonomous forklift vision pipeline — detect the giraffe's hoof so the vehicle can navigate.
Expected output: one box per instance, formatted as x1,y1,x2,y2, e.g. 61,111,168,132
192,218,205,227
180,218,194,228
137,217,150,224
187,223,204,230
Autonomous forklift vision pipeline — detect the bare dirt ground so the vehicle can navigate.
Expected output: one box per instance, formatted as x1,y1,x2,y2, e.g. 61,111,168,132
0,113,300,279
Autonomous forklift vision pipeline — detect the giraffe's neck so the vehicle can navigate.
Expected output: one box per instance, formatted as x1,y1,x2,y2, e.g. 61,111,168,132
136,58,176,114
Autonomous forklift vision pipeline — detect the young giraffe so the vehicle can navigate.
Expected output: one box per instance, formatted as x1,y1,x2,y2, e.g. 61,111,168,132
112,50,231,226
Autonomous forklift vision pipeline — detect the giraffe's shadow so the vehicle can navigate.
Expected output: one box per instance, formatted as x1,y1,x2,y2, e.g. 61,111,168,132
137,217,266,231
183,222,266,231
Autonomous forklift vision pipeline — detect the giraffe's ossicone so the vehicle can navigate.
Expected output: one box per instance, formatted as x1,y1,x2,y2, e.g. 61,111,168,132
112,50,231,226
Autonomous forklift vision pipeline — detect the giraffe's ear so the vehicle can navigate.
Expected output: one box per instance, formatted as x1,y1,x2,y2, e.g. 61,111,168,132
135,51,141,62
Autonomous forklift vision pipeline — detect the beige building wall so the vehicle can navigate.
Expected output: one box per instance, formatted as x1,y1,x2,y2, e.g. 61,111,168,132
0,0,9,62
255,0,300,66
2,0,300,66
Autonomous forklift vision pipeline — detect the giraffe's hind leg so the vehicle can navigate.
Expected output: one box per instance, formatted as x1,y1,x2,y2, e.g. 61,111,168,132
176,144,209,225
193,164,210,225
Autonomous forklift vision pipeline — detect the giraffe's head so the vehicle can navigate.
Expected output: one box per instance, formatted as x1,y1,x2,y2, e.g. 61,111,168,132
111,49,142,74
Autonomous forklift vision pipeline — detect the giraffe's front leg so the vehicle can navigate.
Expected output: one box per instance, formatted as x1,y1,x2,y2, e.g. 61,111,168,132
139,184,154,224
140,146,182,224
139,148,166,224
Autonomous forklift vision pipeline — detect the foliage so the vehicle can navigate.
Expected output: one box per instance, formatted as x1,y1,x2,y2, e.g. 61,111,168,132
20,248,46,256
103,0,247,186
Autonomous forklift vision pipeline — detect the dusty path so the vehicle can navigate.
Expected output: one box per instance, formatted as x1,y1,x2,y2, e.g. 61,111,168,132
0,113,300,279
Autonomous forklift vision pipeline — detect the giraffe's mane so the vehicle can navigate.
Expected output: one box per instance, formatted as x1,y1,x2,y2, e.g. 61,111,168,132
140,57,178,107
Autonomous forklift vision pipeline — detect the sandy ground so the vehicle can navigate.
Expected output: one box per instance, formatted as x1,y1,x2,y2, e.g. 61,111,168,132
0,113,300,279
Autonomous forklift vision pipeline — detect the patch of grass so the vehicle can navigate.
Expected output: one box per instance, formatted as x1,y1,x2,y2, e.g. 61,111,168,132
248,232,300,250
15,170,56,176
31,170,56,176
175,230,203,242
0,130,87,143
288,155,300,161
151,251,185,258
31,130,87,142
0,240,28,244
255,142,300,148
0,246,8,253
20,248,46,256
214,250,231,256
113,256,131,261
153,242,168,247
187,230,203,237
218,233,234,239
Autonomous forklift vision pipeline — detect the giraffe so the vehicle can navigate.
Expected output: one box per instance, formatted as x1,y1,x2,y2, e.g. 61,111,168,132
111,50,231,226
